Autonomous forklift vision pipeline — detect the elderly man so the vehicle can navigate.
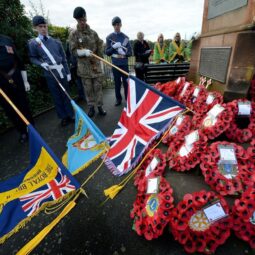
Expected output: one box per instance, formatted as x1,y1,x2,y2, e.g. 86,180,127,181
169,32,185,63
0,34,34,143
69,7,106,117
28,15,74,127
105,16,132,106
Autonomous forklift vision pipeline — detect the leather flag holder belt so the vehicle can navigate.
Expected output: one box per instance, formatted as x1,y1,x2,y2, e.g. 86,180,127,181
0,62,17,84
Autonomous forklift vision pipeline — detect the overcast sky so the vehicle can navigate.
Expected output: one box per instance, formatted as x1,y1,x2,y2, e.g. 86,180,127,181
20,0,204,41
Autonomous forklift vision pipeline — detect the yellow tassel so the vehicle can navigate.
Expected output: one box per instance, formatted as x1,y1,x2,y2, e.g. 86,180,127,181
104,185,124,199
17,201,76,255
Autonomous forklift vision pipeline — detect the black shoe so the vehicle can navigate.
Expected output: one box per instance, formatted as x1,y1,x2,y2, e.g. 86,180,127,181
61,118,69,127
67,116,75,123
115,100,122,106
98,106,106,116
19,133,28,144
88,106,95,117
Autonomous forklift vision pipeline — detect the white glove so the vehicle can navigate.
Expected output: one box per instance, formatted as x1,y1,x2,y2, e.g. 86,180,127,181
41,62,49,71
117,47,126,56
21,71,30,92
145,49,152,54
77,49,92,57
67,74,71,82
112,42,121,49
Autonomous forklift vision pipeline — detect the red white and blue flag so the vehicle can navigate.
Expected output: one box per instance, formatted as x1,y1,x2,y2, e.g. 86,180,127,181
105,76,185,176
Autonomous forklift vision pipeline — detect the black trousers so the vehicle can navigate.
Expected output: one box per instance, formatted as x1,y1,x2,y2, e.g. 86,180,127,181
112,65,129,102
0,69,34,134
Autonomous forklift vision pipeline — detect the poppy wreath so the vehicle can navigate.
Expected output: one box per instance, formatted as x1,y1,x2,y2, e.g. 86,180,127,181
130,177,174,240
167,129,208,172
134,149,166,194
200,141,249,196
162,115,192,145
192,103,234,140
174,81,195,105
232,187,255,248
194,91,223,116
225,100,255,143
154,80,179,97
170,190,232,254
184,85,208,112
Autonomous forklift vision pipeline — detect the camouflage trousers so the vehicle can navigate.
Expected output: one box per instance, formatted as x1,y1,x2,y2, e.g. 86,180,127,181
81,77,103,107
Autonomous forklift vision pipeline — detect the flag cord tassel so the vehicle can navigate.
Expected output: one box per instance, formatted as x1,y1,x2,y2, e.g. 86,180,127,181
103,110,190,202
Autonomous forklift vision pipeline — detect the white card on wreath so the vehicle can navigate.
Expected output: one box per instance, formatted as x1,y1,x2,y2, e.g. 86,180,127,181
238,101,251,116
185,130,199,145
180,82,189,97
146,177,160,194
176,115,184,126
145,157,160,177
203,202,227,223
206,94,215,105
193,87,200,97
218,145,237,164
208,104,224,118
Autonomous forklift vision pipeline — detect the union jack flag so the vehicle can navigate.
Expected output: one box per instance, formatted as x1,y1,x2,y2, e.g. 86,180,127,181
105,76,185,176
20,168,76,216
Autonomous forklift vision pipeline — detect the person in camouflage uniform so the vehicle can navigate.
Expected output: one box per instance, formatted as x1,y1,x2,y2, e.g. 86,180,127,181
69,6,106,118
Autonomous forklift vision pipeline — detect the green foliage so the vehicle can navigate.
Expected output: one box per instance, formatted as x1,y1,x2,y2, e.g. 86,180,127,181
0,0,33,63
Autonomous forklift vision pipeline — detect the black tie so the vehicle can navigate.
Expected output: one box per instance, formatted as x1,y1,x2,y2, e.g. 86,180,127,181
43,36,48,41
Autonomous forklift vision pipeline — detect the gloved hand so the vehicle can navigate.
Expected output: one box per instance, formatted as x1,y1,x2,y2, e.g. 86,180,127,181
77,49,92,57
117,47,126,56
41,62,49,71
145,49,152,54
21,71,30,91
67,74,71,82
112,42,121,49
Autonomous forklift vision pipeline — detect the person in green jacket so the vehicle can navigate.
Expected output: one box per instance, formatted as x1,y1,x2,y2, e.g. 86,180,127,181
169,32,185,63
153,33,168,64
184,35,195,62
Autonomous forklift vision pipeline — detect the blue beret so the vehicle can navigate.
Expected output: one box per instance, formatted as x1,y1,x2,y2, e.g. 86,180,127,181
73,7,86,19
32,16,46,26
112,16,121,26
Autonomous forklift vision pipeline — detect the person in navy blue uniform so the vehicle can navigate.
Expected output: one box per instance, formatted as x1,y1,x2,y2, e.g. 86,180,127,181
28,16,74,127
105,16,132,106
0,34,34,143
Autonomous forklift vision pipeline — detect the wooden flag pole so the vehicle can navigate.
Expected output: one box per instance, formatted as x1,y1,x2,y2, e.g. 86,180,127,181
0,88,30,125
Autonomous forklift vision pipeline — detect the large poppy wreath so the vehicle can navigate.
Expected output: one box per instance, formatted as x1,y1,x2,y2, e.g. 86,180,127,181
131,177,174,240
192,103,234,140
167,129,208,171
170,190,232,254
200,141,249,196
225,100,255,143
134,149,166,194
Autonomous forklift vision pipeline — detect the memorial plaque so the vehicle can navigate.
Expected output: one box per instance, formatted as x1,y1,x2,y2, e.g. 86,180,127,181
208,0,248,19
199,47,232,83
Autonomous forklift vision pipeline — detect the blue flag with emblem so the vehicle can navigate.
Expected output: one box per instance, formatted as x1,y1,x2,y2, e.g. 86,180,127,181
0,124,80,244
62,100,109,175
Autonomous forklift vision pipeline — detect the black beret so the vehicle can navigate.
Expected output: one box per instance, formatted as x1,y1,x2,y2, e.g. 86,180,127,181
73,7,86,19
32,15,46,26
112,16,121,26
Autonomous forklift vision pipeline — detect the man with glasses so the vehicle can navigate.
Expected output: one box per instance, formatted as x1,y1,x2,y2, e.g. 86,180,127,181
169,32,185,63
105,16,132,106
69,6,106,118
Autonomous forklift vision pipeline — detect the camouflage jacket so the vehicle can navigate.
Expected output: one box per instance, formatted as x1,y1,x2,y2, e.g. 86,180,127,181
69,24,103,78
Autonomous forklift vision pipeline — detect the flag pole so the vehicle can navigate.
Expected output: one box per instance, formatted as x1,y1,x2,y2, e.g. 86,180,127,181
47,69,73,101
91,53,129,76
0,88,30,125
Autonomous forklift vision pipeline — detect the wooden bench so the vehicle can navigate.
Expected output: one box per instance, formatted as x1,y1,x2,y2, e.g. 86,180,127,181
144,63,190,84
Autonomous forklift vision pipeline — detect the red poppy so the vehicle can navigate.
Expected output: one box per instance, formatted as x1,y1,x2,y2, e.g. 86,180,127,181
170,190,232,254
131,177,174,240
200,141,249,196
